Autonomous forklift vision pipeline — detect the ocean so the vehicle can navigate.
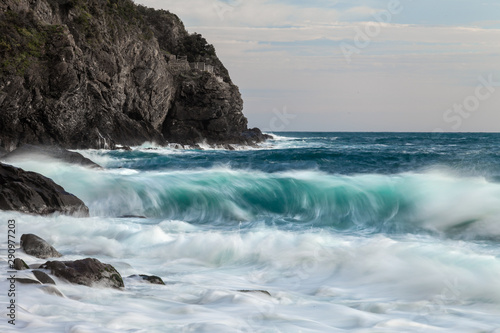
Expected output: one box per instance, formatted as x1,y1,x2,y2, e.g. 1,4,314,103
2,132,500,332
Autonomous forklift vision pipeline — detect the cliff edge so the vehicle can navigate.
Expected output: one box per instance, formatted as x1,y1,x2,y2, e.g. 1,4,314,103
0,0,267,150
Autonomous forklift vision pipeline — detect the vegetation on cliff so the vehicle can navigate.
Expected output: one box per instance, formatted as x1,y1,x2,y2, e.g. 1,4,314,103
0,0,266,150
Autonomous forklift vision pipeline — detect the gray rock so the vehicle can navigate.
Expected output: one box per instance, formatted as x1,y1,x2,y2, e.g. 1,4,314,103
12,258,30,270
41,258,124,289
0,163,89,216
33,270,56,285
20,234,62,259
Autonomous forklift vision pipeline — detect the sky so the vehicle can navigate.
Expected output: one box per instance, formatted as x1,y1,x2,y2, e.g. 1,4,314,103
135,0,500,132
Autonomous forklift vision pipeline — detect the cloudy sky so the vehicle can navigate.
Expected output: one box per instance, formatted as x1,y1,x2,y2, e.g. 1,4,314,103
136,0,500,132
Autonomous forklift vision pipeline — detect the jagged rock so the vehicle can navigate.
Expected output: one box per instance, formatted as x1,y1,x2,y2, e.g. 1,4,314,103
21,234,62,259
0,0,267,150
129,274,165,285
33,270,56,285
238,290,272,297
2,144,100,168
12,258,30,270
0,163,89,216
41,258,124,289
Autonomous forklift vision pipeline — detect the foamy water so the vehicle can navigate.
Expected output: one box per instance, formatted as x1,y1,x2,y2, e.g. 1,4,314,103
2,133,500,332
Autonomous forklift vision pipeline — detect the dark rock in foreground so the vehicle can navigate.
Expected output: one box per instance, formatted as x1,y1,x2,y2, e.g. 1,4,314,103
129,274,165,285
41,258,124,289
0,163,89,216
2,145,100,168
21,234,62,259
12,258,30,270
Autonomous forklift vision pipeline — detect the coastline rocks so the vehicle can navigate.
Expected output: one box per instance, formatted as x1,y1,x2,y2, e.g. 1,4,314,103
41,258,124,289
0,163,89,216
0,0,267,150
2,144,101,168
21,234,62,259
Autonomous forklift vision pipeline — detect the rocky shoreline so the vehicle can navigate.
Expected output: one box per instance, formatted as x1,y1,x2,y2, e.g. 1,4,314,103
0,0,270,151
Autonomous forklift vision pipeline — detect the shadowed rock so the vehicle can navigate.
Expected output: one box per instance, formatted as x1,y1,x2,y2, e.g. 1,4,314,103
41,258,124,289
0,163,89,216
2,145,100,168
129,274,165,285
20,234,62,259
33,270,56,285
12,258,30,270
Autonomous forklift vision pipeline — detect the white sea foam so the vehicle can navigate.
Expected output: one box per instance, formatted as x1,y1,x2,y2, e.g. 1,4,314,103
1,209,500,332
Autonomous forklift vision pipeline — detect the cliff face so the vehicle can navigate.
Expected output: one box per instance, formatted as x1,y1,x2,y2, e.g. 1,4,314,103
0,0,266,150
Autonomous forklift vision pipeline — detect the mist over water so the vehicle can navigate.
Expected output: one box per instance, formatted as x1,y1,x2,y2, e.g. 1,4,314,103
2,132,500,332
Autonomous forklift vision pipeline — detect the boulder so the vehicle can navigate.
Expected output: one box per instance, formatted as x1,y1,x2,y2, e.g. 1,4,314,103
41,258,124,289
20,234,62,259
12,258,30,270
0,163,89,216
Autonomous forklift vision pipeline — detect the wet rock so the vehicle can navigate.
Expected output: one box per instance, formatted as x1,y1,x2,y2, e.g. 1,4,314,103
129,274,165,285
0,163,89,216
33,270,56,285
21,234,62,259
41,258,124,289
12,258,29,270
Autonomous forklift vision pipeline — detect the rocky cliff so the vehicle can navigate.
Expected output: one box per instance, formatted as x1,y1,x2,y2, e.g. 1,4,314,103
0,0,267,150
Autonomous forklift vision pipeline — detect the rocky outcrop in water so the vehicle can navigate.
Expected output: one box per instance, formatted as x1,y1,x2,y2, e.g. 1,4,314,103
41,258,124,289
21,233,63,259
0,0,267,150
0,163,89,216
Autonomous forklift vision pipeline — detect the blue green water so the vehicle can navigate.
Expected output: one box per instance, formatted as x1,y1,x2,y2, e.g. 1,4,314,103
2,132,500,332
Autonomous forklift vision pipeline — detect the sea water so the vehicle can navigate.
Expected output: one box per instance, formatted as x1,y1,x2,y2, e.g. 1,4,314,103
1,132,500,332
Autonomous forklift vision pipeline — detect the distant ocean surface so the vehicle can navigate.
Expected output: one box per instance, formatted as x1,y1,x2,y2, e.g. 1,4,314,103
2,132,500,332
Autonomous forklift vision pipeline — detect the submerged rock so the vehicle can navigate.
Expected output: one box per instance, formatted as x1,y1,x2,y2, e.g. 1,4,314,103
33,270,56,285
15,278,42,285
41,258,124,289
0,163,89,216
238,290,271,297
2,144,100,168
21,234,62,259
129,274,165,285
